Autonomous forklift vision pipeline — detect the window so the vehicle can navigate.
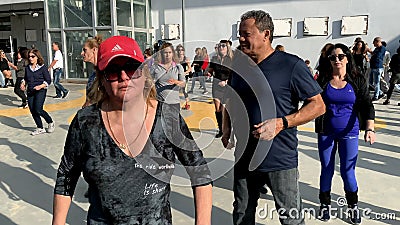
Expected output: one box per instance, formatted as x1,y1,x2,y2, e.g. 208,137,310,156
65,0,93,27
117,0,132,27
96,0,111,26
65,31,94,78
48,0,61,28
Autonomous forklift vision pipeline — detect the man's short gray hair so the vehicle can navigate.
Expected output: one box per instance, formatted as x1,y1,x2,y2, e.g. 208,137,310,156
241,10,274,42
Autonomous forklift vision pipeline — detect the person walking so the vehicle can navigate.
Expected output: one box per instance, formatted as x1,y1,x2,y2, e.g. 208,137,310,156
176,44,191,110
223,10,325,225
52,36,212,225
9,49,28,108
81,35,102,107
188,48,208,94
49,42,69,99
20,49,55,135
207,40,234,138
0,50,14,87
368,37,386,101
315,43,375,224
383,46,400,106
150,42,186,112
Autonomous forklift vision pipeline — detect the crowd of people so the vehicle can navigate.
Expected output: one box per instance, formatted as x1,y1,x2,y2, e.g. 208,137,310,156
1,8,400,225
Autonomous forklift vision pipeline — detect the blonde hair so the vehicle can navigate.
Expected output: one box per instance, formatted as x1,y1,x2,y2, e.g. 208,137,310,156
88,63,157,107
85,35,103,49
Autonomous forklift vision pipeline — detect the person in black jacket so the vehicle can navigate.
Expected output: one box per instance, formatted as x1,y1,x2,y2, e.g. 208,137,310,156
21,49,55,135
315,43,375,224
383,46,400,106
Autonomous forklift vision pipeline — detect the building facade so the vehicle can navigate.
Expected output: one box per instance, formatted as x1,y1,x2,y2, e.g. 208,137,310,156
151,0,400,69
0,0,399,79
0,0,153,80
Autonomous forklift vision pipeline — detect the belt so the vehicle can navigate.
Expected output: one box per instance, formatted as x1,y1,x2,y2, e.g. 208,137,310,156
53,68,62,70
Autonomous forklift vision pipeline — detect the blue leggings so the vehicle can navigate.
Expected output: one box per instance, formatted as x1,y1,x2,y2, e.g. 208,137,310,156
318,134,359,193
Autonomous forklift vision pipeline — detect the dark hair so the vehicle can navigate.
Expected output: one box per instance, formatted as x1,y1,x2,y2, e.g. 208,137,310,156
326,43,359,79
305,59,310,64
156,42,177,63
144,48,153,56
28,49,45,66
352,41,366,53
381,41,387,47
241,10,274,42
397,47,400,54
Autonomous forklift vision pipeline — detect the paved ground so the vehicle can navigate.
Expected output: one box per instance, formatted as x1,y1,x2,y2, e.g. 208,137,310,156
0,82,399,225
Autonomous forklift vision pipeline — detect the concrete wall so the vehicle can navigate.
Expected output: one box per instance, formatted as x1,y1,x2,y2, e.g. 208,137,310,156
151,0,400,68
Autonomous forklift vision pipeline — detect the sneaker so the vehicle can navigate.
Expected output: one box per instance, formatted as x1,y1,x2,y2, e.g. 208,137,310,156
371,97,379,102
378,93,386,100
348,204,361,224
202,91,209,95
46,122,55,133
383,100,390,105
182,103,190,110
259,184,268,194
215,130,223,138
18,103,28,108
53,95,62,99
62,90,69,99
398,102,400,106
31,128,46,136
319,204,331,221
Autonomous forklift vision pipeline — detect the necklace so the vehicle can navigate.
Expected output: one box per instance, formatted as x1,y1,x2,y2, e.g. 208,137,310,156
105,102,148,150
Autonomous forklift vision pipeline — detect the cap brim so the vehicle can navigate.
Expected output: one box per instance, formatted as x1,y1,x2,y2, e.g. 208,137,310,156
99,54,142,71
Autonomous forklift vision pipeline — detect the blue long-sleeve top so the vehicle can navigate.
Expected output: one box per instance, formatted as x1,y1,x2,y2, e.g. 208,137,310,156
24,64,51,92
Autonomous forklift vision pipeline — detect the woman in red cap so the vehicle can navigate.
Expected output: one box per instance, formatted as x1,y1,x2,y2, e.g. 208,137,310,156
52,36,212,225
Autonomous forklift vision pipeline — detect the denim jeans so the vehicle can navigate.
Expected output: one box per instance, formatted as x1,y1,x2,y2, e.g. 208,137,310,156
0,71,5,87
27,89,53,128
371,68,384,98
53,68,68,97
190,71,207,92
14,77,27,103
233,160,304,225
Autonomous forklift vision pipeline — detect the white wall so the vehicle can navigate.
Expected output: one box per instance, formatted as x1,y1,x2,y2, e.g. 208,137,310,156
151,0,400,68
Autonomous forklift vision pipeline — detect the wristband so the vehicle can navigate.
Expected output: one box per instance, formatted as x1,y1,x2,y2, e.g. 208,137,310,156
281,116,288,130
365,129,375,133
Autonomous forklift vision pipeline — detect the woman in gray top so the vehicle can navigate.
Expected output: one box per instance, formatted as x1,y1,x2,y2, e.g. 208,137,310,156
151,42,185,112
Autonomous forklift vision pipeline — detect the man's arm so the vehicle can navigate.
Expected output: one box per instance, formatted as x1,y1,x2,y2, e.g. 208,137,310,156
253,94,325,140
48,59,57,71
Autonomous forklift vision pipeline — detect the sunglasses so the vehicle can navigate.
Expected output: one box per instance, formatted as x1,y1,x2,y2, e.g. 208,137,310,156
29,55,37,58
103,61,142,82
219,44,227,48
328,54,346,62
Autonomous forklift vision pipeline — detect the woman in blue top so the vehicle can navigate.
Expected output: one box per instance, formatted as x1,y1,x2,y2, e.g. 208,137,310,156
315,43,376,224
21,49,55,136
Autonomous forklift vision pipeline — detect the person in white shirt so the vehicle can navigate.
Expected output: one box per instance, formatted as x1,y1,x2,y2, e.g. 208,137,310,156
49,42,69,99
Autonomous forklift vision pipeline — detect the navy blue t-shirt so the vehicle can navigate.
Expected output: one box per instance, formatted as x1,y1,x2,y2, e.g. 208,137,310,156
229,50,322,172
370,45,386,69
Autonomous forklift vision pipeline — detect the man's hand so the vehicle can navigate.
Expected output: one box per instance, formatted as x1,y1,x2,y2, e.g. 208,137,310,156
252,118,284,141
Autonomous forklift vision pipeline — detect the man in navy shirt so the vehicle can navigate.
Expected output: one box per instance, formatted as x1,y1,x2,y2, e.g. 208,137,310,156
222,10,325,225
368,37,386,101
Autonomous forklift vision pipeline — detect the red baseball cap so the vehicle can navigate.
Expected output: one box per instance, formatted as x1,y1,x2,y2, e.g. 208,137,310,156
97,36,144,71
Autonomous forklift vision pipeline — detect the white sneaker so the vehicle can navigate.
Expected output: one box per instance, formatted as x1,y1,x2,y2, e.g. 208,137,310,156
46,122,55,133
31,128,46,136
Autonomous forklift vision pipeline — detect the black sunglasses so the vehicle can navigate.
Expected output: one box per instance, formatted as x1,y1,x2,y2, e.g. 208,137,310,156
219,44,227,48
328,54,346,62
29,55,37,58
103,61,142,82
